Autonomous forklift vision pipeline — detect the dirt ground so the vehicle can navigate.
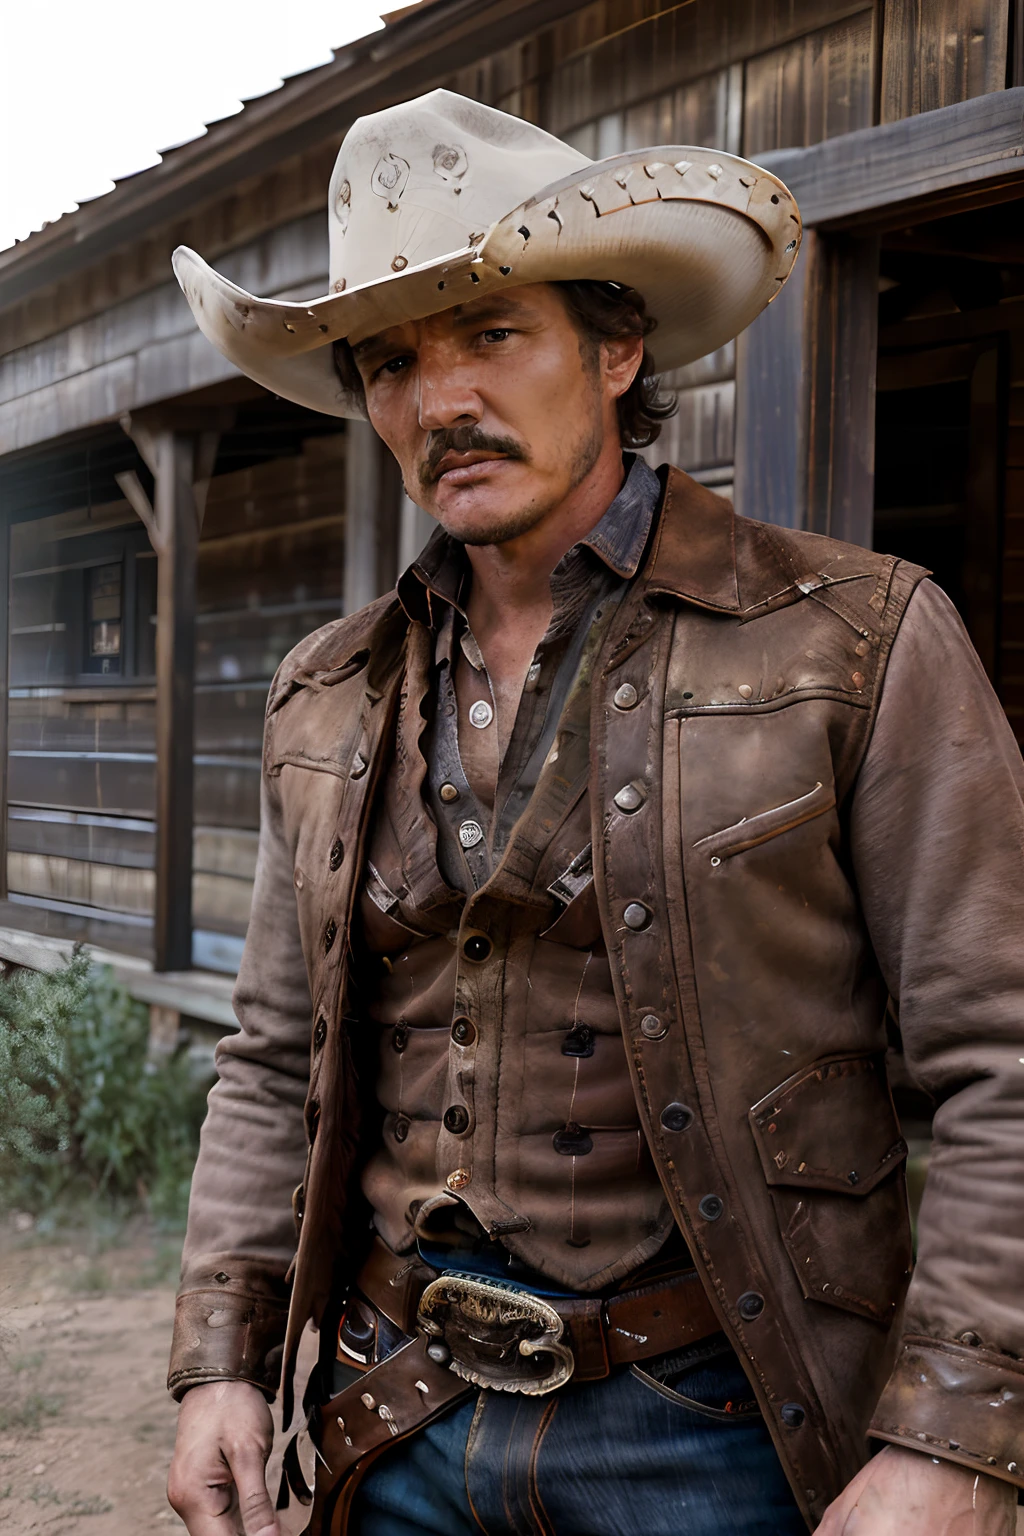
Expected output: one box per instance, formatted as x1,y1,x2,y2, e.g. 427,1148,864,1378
0,1217,314,1536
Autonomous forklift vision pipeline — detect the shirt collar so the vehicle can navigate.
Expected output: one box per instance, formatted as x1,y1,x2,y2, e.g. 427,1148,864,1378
398,454,661,626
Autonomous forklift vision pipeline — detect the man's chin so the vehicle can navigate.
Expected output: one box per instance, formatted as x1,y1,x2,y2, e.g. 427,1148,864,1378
431,483,548,547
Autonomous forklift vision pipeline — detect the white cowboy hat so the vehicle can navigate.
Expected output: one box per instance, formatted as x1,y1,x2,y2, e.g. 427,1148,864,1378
172,89,801,419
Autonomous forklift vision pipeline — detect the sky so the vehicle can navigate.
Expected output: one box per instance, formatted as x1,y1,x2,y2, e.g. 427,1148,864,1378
0,0,387,252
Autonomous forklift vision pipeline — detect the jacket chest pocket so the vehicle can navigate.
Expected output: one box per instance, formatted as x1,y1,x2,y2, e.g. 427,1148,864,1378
749,1053,912,1324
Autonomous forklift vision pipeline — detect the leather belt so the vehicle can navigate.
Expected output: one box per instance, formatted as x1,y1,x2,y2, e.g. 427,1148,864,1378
296,1240,722,1535
352,1235,723,1388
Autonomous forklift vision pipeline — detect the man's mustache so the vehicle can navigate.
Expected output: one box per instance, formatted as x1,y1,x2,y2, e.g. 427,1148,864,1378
419,426,527,490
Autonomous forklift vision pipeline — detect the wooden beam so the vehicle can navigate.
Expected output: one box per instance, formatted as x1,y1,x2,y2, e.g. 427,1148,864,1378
759,87,1024,231
152,431,197,972
735,229,880,545
343,421,402,614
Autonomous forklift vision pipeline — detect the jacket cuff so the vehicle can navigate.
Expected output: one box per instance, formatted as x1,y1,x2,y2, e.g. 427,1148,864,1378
167,1287,289,1402
870,1336,1024,1490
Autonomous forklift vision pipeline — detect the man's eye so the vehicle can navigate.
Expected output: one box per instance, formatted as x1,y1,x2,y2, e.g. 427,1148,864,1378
379,356,411,377
482,328,511,343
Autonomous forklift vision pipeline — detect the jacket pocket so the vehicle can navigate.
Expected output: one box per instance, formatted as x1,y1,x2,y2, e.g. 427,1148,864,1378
693,781,836,865
749,1053,912,1323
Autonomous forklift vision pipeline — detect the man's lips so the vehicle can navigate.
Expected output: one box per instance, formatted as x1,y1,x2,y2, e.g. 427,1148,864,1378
433,449,515,484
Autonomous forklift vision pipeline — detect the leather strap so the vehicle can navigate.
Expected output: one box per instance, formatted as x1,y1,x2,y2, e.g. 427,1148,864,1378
354,1236,722,1381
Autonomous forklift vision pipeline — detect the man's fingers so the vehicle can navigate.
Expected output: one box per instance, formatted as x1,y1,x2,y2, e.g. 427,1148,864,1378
223,1448,281,1536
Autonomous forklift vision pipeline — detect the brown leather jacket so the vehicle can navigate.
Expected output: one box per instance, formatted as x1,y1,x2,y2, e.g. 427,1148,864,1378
169,468,1024,1528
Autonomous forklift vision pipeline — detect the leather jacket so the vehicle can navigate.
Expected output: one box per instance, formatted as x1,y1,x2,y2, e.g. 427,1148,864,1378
169,468,1024,1528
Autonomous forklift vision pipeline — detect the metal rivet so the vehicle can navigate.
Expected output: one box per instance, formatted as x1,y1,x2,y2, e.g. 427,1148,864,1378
698,1194,724,1222
391,255,408,271
469,700,493,729
360,1392,376,1410
214,1272,230,1284
525,660,542,690
451,1016,476,1046
738,1291,765,1320
393,1116,409,1142
426,1340,451,1364
613,683,639,710
661,1102,693,1133
459,820,484,849
640,1013,667,1040
851,671,865,689
443,1105,471,1135
847,1170,859,1186
672,160,691,175
440,783,459,803
463,934,492,963
614,783,645,813
738,684,753,699
323,918,338,953
446,1168,471,1191
781,1403,805,1428
329,837,344,871
707,163,723,179
710,856,721,868
623,902,650,931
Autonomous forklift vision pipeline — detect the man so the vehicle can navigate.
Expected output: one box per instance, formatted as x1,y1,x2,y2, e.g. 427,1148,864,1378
166,91,1024,1536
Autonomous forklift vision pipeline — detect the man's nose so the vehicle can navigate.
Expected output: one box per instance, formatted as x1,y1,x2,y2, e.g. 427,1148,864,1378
416,352,481,431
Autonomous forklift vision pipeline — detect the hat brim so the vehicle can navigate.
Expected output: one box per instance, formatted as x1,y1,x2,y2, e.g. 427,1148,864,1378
172,146,801,420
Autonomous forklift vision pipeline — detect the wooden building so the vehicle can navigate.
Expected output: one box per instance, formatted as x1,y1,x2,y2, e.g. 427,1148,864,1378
0,0,1021,1029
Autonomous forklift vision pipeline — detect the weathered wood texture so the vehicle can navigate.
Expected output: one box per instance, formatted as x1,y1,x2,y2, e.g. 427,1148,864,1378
344,420,403,613
760,86,1024,229
152,432,198,971
881,0,1010,123
0,515,9,900
742,9,875,155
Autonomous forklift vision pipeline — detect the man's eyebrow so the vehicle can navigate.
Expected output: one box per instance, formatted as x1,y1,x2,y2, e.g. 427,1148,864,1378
449,297,533,328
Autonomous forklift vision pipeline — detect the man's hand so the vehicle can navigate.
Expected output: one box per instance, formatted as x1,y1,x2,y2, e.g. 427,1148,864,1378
816,1445,1017,1535
167,1380,280,1536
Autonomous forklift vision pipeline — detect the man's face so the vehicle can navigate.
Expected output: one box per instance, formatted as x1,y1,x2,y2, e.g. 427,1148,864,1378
351,284,643,545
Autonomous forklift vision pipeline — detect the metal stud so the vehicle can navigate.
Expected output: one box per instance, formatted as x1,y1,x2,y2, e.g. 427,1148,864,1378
446,1168,471,1191
613,683,639,710
459,821,484,849
640,1013,667,1040
440,783,459,803
738,684,753,700
673,161,692,176
623,902,651,930
468,700,493,729
614,783,645,813
707,164,723,180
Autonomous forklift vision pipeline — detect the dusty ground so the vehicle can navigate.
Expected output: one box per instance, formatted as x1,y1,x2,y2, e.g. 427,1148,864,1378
0,1217,313,1536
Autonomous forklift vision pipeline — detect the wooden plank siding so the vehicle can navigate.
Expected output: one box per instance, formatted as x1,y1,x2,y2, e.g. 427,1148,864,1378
881,0,1010,122
742,9,876,156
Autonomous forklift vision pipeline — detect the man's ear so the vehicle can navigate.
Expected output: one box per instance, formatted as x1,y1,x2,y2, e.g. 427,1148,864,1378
603,333,645,401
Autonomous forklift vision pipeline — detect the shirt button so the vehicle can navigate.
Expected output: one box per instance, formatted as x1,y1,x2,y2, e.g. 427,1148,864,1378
459,820,484,849
443,1105,471,1135
392,1024,408,1053
323,918,338,953
738,1291,765,1321
640,1013,667,1040
780,1403,806,1428
623,902,651,930
440,783,460,803
446,1168,471,1191
468,700,493,729
613,683,639,710
451,1016,476,1046
661,1102,694,1132
329,838,344,871
393,1116,410,1143
698,1194,724,1221
463,934,492,962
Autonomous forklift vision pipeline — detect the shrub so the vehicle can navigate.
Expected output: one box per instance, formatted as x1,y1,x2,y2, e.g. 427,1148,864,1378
0,951,209,1221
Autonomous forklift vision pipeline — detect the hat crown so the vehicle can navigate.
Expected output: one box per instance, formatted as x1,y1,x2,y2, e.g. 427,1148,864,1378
327,89,590,294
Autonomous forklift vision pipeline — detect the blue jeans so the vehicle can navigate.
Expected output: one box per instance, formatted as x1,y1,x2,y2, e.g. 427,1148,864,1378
348,1349,807,1535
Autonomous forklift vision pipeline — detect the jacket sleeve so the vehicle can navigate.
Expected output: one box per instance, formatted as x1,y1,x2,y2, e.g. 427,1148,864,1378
849,578,1024,1488
167,715,312,1401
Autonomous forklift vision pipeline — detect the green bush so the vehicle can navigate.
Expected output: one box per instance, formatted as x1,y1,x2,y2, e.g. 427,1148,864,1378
0,951,210,1222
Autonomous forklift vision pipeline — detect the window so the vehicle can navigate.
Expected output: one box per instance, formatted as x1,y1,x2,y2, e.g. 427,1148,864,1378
85,561,123,674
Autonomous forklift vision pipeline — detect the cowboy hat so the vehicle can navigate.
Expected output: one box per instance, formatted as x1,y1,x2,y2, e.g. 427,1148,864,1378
172,89,801,419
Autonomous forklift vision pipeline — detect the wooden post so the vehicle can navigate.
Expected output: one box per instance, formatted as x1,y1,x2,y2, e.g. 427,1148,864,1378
153,431,197,972
344,420,402,614
0,510,10,902
735,229,880,547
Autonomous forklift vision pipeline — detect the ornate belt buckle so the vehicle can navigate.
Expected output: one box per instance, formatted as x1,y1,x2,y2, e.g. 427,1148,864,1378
416,1272,574,1396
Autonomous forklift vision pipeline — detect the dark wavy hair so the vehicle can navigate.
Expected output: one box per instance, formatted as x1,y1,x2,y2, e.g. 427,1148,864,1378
332,279,676,449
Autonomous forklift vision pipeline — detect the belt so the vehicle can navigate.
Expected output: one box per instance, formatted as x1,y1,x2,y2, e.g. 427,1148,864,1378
296,1239,722,1535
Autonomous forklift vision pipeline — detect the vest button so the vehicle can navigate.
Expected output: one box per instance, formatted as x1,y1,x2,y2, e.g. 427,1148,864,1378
698,1194,724,1221
623,902,651,930
738,1291,765,1321
443,1105,471,1135
613,682,639,710
468,700,494,729
393,1115,410,1143
323,917,338,953
446,1168,471,1191
661,1102,694,1132
463,933,492,962
459,820,484,849
313,1015,327,1050
640,1013,667,1040
451,1016,476,1046
328,838,344,871
781,1403,806,1428
440,783,460,803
